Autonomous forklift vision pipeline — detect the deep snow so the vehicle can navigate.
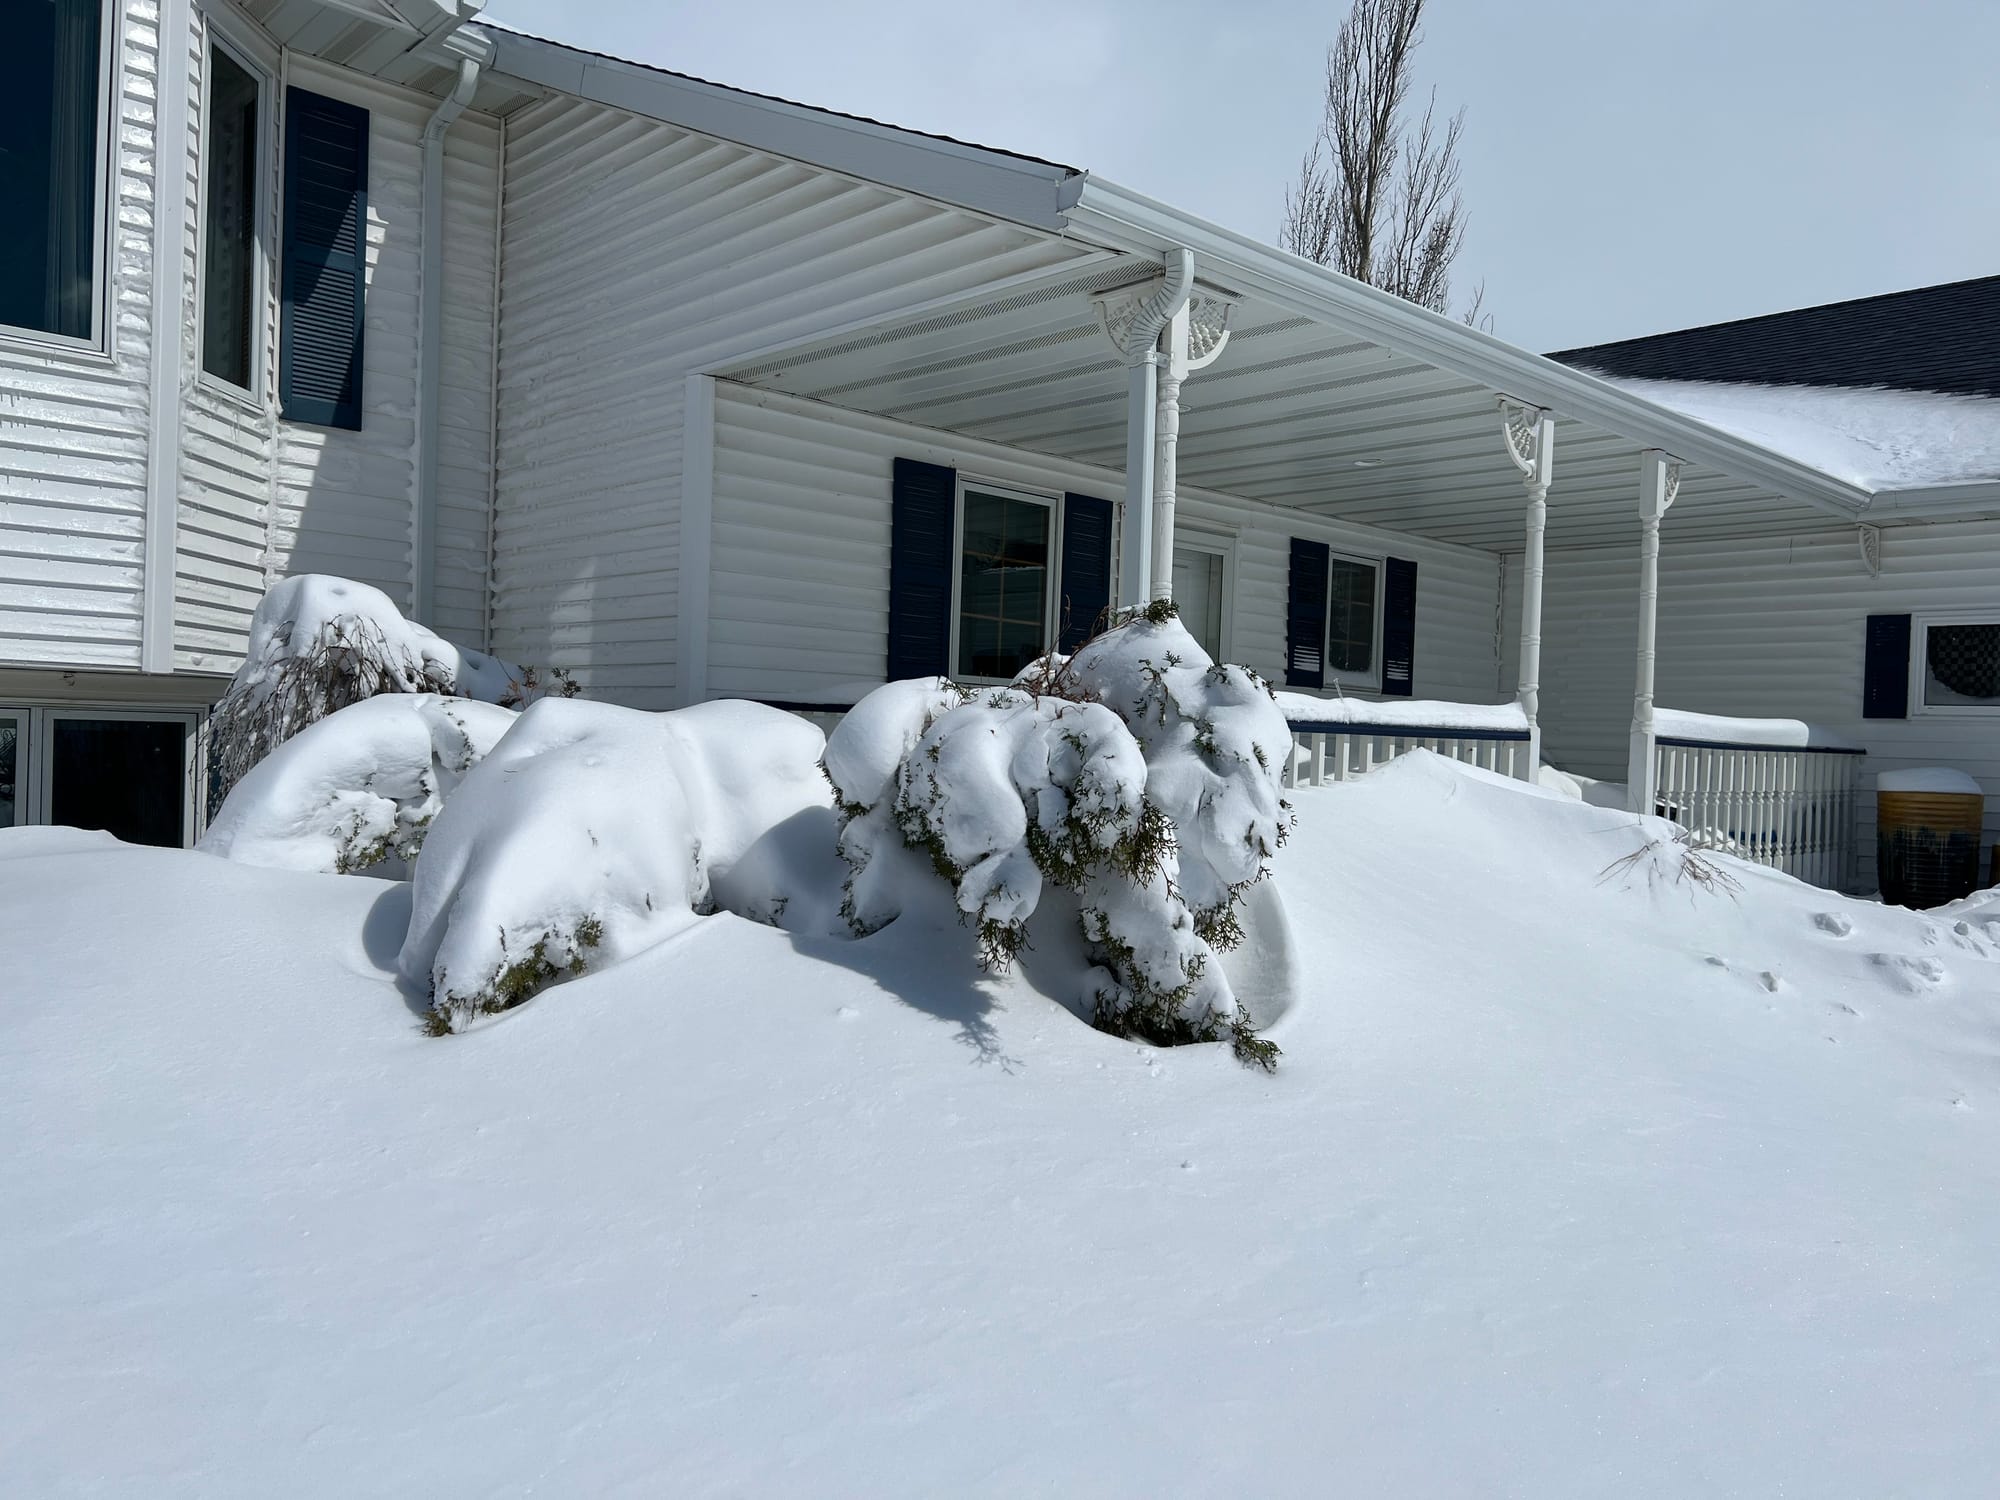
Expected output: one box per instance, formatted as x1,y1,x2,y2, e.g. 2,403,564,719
6,754,2000,1496
1604,376,2000,490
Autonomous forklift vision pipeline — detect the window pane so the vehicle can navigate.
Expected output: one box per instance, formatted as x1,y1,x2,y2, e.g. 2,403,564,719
49,718,186,848
1924,622,2000,707
957,491,1050,679
0,716,19,829
201,46,259,388
0,0,102,339
1326,558,1378,675
1172,550,1224,661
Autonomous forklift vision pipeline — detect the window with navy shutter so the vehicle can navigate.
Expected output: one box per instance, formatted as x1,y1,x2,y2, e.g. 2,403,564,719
280,87,368,429
1057,493,1113,651
888,458,956,680
1285,538,1329,688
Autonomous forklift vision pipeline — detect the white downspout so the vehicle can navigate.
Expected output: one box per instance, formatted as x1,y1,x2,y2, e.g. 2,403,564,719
414,54,481,626
1114,248,1194,609
141,0,195,674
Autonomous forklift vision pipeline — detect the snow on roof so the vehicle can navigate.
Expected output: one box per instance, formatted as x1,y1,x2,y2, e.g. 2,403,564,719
1594,378,2000,491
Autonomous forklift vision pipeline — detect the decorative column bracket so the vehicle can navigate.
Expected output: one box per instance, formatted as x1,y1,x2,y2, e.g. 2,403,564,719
1096,273,1235,605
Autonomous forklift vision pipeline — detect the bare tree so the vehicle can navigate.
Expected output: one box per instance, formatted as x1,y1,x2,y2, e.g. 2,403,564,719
1281,0,1474,318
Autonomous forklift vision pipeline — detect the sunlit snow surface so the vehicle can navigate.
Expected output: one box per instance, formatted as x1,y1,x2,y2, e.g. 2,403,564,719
5,752,2000,1496
1603,376,2000,489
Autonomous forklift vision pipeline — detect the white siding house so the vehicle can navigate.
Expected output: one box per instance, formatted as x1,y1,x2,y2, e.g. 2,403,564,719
2,0,1996,898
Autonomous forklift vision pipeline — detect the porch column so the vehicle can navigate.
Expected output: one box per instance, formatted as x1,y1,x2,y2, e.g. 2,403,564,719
1626,449,1682,814
1149,296,1235,602
1095,251,1196,609
1500,400,1556,776
1120,355,1159,609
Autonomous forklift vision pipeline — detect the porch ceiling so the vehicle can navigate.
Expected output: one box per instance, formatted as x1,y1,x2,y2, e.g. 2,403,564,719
721,258,1842,552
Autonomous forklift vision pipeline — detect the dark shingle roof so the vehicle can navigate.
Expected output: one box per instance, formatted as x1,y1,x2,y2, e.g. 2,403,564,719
1549,276,2000,399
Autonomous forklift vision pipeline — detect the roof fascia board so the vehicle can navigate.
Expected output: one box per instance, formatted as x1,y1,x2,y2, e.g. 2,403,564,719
1870,480,2000,519
484,30,1083,231
1064,176,1876,521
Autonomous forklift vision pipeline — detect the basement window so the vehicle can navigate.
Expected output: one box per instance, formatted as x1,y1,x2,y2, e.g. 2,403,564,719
1918,618,2000,713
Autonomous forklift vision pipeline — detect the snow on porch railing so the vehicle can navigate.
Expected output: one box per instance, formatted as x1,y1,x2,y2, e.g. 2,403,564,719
1650,710,1865,890
1275,694,1533,789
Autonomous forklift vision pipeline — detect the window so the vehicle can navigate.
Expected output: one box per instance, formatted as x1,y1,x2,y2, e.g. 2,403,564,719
200,40,263,391
1172,543,1228,662
1,707,196,847
0,0,110,344
1918,617,2000,713
954,485,1055,680
1326,554,1381,681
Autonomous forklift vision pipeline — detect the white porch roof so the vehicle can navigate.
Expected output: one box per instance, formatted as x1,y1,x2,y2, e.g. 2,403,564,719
720,251,1869,553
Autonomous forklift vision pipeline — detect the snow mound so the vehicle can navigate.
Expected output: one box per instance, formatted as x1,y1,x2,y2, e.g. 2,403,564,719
1603,377,2000,490
399,698,833,1031
831,610,1296,1062
1271,691,1528,732
1654,706,1854,749
200,694,518,877
232,575,520,707
1877,767,1983,795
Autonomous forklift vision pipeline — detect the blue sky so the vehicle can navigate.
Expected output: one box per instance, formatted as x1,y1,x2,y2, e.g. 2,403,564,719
482,0,1999,352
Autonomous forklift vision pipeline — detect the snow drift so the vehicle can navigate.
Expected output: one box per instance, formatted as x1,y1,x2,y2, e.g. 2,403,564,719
828,609,1294,1064
200,694,518,877
400,698,834,1032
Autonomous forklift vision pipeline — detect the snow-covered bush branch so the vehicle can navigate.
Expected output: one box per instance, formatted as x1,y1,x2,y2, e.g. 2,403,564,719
199,693,518,877
826,604,1293,1068
205,575,573,808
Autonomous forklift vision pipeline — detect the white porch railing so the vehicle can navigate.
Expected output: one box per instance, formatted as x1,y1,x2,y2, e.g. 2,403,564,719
1652,736,1864,889
1280,720,1534,788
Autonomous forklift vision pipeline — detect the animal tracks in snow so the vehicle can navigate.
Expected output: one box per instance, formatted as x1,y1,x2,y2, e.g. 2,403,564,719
1867,953,1949,995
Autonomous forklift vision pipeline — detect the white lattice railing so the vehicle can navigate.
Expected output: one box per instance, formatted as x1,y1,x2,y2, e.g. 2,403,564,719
1281,721,1534,788
1652,737,1864,889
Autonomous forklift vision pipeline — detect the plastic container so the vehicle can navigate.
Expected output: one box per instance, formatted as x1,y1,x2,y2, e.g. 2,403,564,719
1875,768,1984,909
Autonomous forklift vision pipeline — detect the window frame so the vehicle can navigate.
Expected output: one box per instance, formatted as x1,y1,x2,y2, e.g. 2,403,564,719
1323,549,1386,692
948,477,1063,686
1171,529,1236,665
1911,610,2000,719
2,704,200,844
193,19,275,405
0,0,120,358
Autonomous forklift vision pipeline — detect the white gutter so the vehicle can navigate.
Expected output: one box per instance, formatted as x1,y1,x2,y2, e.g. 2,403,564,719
141,0,194,673
413,52,482,626
1868,480,2000,520
1062,177,1876,523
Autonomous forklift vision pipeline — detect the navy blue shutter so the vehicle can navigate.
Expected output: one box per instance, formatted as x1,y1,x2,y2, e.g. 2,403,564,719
1863,613,1912,719
888,458,956,680
280,87,368,430
1285,538,1329,688
1380,556,1417,697
1057,493,1114,651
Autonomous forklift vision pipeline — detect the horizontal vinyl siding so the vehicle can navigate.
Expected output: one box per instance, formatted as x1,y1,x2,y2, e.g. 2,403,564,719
0,0,158,670
489,95,1091,707
709,383,1504,707
170,49,500,670
1512,519,2000,882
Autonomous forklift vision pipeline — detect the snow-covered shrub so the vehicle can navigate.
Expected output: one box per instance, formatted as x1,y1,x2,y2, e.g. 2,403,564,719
204,575,570,809
827,604,1292,1068
400,699,832,1034
199,693,517,877
822,676,969,936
